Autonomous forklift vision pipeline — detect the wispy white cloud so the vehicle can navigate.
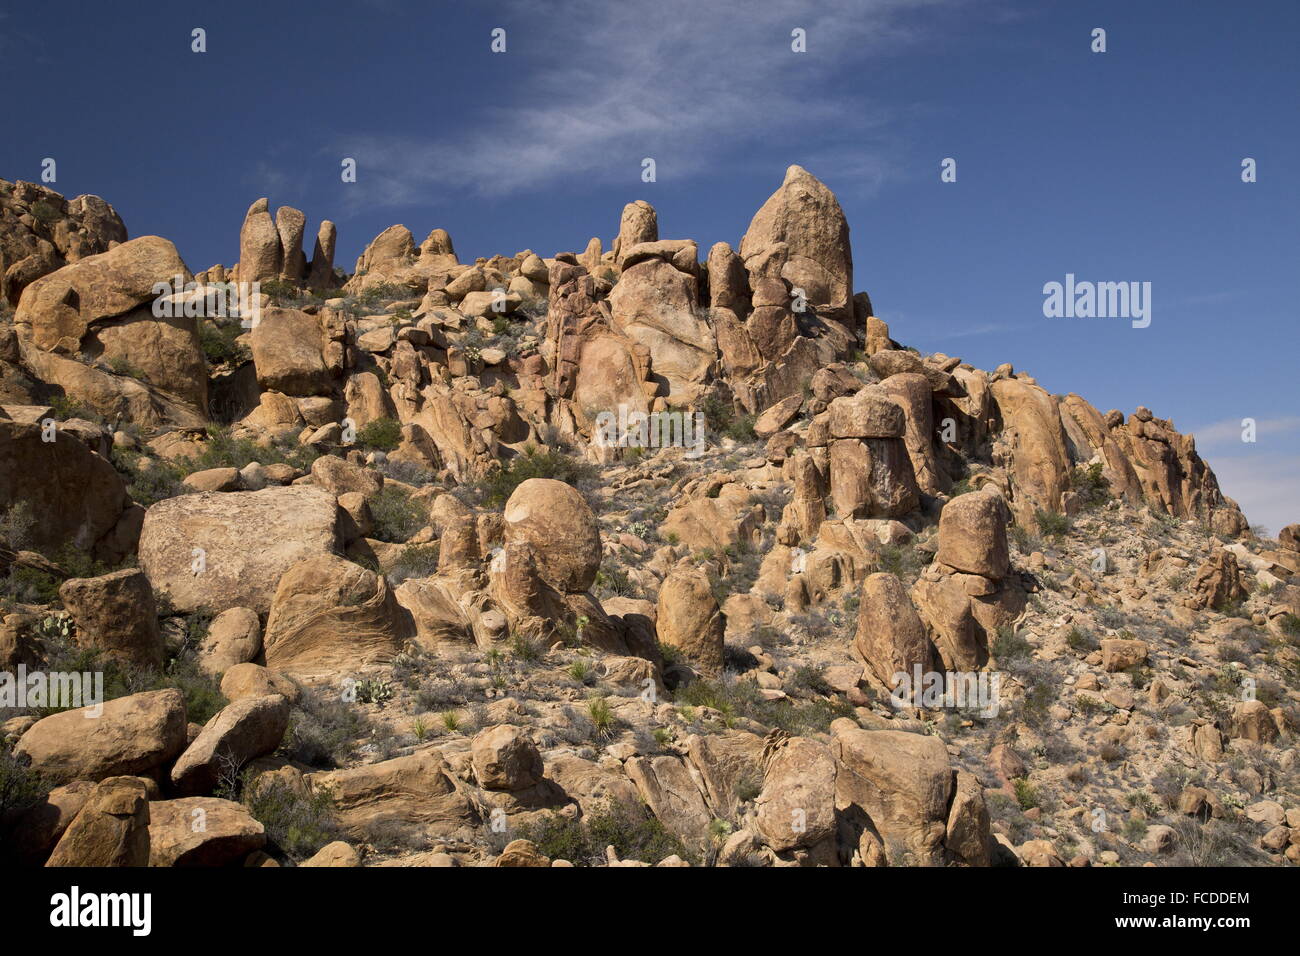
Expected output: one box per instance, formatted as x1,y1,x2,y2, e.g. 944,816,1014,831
1189,415,1300,448
1205,453,1300,540
334,0,959,207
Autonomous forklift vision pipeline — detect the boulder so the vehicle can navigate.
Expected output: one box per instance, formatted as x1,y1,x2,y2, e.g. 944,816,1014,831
250,307,331,396
754,735,836,853
471,725,544,791
262,553,411,674
58,568,162,668
0,420,132,561
502,478,601,593
238,198,282,284
739,165,853,325
656,566,725,678
197,607,262,678
148,797,265,866
935,491,1011,580
300,841,362,867
44,776,151,867
855,573,932,691
15,689,188,785
138,485,340,615
832,723,954,865
308,749,478,842
1100,638,1148,672
170,695,291,795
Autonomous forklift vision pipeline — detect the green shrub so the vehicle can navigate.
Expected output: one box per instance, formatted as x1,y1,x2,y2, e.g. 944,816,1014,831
1070,462,1111,510
992,626,1032,662
518,800,694,866
1012,777,1039,810
198,318,250,367
283,689,370,768
242,772,340,863
111,448,185,506
356,417,403,451
369,486,427,543
30,199,60,224
476,445,597,509
1034,509,1071,538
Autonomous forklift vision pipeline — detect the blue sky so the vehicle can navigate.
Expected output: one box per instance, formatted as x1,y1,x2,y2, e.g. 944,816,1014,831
2,0,1296,533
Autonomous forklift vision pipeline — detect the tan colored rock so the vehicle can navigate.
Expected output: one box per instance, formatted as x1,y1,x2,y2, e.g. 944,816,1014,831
307,220,338,289
855,572,932,691
754,735,836,852
832,723,954,865
0,419,132,561
614,200,658,263
300,841,362,867
502,478,601,594
827,387,905,439
148,797,265,866
310,453,383,498
624,755,711,845
471,725,544,791
935,491,1010,580
1100,638,1148,672
14,235,191,353
138,485,341,615
250,307,331,396
262,553,411,674
656,566,725,678
607,258,715,397
170,695,291,795
308,749,478,842
238,198,282,284
197,607,262,678
45,776,150,867
219,663,300,704
1189,549,1248,611
275,206,306,280
494,838,551,867
1231,699,1278,744
59,568,162,668
15,689,188,785
945,770,992,866
740,165,853,325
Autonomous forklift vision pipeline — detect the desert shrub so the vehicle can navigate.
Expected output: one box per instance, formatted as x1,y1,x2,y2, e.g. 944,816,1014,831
1012,777,1039,810
283,689,370,768
386,543,440,586
0,740,51,851
700,394,756,444
369,486,427,543
476,445,597,509
242,772,340,862
1065,626,1098,653
48,394,100,421
1034,509,1071,538
198,318,250,367
30,199,60,223
1069,462,1111,510
111,448,185,506
992,626,1032,662
356,417,403,451
518,800,693,866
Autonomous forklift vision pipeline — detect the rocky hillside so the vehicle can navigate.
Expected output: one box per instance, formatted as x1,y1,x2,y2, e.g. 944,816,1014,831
1,167,1297,868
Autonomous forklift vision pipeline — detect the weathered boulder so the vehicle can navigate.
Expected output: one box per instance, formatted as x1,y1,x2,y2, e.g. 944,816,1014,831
307,749,478,842
754,735,837,853
15,689,188,785
138,486,341,615
238,198,282,284
45,776,151,867
935,491,1011,580
0,420,132,561
148,797,265,866
59,569,161,669
855,573,932,691
196,607,262,678
262,553,411,674
250,307,331,396
656,566,725,678
170,695,291,795
471,725,544,791
832,723,954,865
1189,549,1248,611
740,165,853,326
502,478,601,593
